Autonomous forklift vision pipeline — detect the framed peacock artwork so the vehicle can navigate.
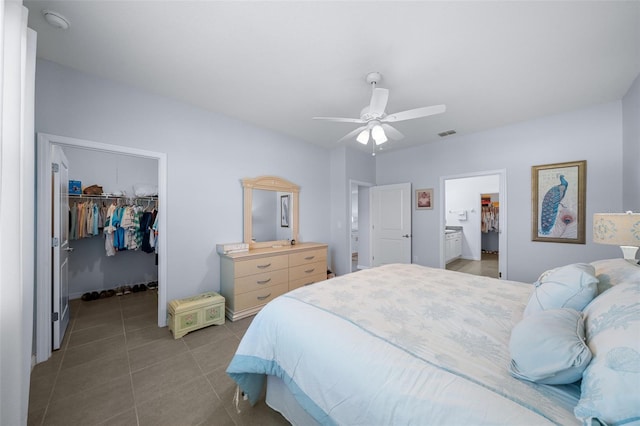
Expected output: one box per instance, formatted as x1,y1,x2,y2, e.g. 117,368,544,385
531,160,586,244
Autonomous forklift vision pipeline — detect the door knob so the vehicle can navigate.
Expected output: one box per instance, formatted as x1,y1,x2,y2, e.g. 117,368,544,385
64,247,74,252
402,234,411,238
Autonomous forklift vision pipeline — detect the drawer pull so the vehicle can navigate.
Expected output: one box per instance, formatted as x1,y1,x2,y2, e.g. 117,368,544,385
304,268,315,274
304,256,315,260
256,278,271,285
257,293,272,301
257,263,272,269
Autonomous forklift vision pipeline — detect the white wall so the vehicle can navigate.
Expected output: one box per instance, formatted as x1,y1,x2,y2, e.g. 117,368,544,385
35,59,331,304
622,72,640,212
63,146,158,196
0,3,36,424
376,101,624,283
445,175,499,260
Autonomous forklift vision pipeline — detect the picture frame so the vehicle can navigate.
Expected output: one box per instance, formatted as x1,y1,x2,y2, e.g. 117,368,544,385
416,188,434,210
531,160,586,244
280,194,290,228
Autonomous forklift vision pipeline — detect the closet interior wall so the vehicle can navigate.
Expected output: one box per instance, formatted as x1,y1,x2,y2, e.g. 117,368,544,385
63,146,159,299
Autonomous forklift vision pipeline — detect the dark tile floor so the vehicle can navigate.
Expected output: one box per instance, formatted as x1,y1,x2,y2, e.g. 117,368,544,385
27,290,290,426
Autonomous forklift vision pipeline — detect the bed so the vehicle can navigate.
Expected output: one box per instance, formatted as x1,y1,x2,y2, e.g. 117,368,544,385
227,260,640,425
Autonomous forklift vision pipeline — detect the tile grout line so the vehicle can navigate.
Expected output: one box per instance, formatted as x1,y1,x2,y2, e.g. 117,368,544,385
122,298,143,426
37,307,76,426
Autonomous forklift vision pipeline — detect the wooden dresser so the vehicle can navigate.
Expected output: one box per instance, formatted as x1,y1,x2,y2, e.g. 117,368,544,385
219,242,328,321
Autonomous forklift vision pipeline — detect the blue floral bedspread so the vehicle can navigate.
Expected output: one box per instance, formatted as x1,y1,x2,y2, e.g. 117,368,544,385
227,264,580,425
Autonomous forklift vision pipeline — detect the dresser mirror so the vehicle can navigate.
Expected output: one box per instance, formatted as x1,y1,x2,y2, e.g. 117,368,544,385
242,176,299,249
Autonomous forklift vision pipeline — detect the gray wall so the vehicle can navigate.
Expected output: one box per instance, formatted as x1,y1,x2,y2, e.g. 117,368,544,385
329,146,376,276
36,59,331,302
376,101,625,283
622,73,640,212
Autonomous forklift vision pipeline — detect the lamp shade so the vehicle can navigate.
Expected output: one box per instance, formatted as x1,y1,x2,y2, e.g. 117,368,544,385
593,212,640,246
356,129,369,144
593,212,640,263
371,124,387,145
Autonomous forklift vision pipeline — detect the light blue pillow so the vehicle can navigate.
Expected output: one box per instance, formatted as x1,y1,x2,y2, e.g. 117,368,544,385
574,281,640,425
590,258,640,294
509,308,592,384
524,263,598,317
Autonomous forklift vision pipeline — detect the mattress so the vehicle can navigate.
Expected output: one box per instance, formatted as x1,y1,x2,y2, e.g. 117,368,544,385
227,263,581,425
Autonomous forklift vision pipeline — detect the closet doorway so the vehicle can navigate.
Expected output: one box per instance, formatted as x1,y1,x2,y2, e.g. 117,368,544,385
36,133,168,364
439,169,507,280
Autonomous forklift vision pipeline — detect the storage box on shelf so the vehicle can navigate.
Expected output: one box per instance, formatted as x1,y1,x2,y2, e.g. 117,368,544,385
167,292,225,339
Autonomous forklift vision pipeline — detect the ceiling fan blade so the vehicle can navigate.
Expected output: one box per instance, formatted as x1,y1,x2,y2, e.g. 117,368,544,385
337,125,367,143
369,88,389,115
313,116,365,124
381,124,404,141
382,104,446,123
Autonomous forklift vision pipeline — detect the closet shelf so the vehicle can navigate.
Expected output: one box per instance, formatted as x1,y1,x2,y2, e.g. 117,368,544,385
69,194,158,201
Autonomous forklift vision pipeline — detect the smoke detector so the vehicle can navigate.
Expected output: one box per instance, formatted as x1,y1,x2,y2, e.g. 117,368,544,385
42,10,70,30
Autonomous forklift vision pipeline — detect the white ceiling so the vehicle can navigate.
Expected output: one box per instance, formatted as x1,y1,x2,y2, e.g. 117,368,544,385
24,1,640,154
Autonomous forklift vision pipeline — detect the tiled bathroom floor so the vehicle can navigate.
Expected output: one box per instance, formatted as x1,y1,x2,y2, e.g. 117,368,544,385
446,252,499,278
28,290,289,426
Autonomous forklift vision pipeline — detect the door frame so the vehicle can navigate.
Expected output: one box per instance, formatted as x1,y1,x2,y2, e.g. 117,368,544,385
439,169,507,279
35,133,168,363
347,179,374,272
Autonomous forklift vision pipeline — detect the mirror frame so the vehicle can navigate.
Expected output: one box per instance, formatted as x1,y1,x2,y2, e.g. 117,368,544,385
242,176,299,249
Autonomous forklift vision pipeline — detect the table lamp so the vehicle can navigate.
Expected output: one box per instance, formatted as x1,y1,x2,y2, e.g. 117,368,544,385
593,211,640,264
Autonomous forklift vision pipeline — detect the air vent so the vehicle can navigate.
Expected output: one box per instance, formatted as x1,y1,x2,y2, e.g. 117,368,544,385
438,130,457,137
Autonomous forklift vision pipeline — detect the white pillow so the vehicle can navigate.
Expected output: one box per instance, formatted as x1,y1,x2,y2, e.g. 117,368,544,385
524,263,598,317
509,308,592,384
133,183,158,197
574,281,640,425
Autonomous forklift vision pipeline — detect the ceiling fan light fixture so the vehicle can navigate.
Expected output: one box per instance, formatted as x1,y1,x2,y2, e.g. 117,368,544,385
371,124,387,145
356,129,370,144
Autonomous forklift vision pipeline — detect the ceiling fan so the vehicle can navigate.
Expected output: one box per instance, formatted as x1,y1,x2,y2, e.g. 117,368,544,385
313,72,446,151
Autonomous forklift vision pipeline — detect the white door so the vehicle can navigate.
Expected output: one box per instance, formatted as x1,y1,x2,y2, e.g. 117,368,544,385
52,145,71,350
371,183,412,266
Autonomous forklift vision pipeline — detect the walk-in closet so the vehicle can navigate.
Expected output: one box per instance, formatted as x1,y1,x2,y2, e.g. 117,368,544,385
63,146,159,303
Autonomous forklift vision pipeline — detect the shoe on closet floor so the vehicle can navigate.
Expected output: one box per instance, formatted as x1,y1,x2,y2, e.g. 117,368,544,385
123,286,132,295
115,287,124,296
81,292,92,301
132,285,140,293
139,284,147,291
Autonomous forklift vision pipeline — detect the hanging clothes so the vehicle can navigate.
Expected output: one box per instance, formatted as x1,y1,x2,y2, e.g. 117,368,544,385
481,205,499,233
103,203,117,257
68,196,157,257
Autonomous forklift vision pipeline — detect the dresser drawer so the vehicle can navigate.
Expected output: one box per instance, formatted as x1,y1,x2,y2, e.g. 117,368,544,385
289,248,326,267
234,269,288,294
290,273,326,291
234,254,288,278
289,260,326,281
234,282,288,311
